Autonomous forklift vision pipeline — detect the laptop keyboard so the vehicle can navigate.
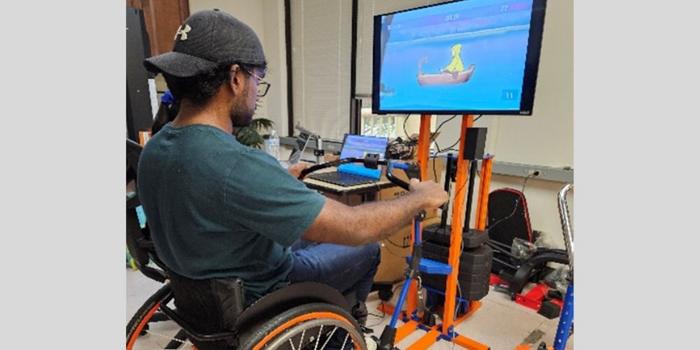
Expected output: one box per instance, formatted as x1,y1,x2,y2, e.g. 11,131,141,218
307,172,377,187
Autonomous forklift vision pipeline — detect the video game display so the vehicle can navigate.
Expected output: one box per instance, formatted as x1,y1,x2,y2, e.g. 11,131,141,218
373,0,546,115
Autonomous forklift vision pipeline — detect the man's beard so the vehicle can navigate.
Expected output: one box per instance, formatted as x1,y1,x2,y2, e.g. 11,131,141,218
230,86,255,127
230,106,254,127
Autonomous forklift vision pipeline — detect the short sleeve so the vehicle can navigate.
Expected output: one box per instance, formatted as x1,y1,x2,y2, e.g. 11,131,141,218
221,149,325,247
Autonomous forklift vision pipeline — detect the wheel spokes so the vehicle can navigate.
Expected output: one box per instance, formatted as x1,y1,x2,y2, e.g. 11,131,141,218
313,325,324,350
298,329,306,350
319,326,339,350
340,332,350,350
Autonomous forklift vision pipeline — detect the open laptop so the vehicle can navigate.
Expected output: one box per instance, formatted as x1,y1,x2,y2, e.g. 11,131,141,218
307,134,389,187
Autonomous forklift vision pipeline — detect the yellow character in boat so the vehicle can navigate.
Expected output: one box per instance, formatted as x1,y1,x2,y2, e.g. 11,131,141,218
442,44,464,74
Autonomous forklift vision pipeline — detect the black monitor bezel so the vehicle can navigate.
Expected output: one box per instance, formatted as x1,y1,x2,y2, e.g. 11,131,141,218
371,0,547,116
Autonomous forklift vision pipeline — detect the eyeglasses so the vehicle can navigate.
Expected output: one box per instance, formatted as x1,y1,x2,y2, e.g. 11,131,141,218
239,66,271,98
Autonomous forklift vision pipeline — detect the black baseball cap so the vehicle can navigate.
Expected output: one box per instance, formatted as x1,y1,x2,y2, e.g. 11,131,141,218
144,9,266,78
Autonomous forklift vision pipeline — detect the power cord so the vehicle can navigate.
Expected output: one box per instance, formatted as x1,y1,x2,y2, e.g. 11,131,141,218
521,174,532,193
402,114,412,139
488,198,520,231
439,114,483,153
432,115,458,142
521,170,540,193
366,308,386,328
431,152,440,181
442,138,461,152
385,236,410,249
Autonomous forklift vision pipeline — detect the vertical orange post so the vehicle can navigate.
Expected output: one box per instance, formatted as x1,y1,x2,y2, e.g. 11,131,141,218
475,156,494,230
405,113,433,315
442,115,473,334
416,114,432,181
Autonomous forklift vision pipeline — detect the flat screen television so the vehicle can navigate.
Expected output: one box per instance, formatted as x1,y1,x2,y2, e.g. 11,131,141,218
372,0,547,115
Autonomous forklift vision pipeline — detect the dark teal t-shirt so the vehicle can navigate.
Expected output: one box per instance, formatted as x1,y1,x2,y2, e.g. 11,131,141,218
137,123,325,300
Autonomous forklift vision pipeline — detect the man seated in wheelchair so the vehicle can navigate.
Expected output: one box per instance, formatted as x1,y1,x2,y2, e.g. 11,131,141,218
138,9,447,347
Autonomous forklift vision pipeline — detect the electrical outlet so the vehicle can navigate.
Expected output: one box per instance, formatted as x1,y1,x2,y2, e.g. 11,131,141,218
527,169,541,177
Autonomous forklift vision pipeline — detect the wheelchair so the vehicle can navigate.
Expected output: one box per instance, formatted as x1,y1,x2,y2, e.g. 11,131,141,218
127,139,398,350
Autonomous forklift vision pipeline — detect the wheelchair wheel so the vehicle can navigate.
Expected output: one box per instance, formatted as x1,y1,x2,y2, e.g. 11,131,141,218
240,302,367,350
126,284,190,350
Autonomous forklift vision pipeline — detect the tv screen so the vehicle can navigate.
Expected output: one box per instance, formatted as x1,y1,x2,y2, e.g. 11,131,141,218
372,0,547,115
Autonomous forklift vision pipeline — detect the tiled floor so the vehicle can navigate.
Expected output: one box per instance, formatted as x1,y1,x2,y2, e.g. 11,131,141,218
127,269,572,350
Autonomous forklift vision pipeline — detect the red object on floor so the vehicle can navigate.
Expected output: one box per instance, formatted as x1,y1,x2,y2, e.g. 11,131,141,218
489,273,506,286
550,298,564,308
515,283,549,311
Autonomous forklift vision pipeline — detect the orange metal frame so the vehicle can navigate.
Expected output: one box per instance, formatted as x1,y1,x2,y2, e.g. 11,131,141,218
387,114,493,350
475,155,494,230
403,114,433,315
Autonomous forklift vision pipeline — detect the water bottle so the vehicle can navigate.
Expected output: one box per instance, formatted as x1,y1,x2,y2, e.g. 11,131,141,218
265,129,280,160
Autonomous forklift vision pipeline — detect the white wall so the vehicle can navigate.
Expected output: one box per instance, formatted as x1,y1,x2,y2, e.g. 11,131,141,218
189,0,288,135
290,0,352,140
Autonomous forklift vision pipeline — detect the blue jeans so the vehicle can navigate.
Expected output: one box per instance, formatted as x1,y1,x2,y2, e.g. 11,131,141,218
289,239,381,307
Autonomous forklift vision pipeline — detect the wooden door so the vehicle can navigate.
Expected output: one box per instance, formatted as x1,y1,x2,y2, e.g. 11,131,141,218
127,0,190,56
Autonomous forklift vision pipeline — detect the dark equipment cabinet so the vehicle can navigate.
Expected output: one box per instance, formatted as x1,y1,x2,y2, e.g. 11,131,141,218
126,7,154,142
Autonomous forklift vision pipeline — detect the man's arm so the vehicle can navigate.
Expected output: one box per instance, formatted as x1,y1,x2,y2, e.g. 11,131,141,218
302,179,447,246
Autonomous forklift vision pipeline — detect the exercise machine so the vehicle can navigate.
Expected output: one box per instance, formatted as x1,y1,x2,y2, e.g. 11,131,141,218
370,115,494,350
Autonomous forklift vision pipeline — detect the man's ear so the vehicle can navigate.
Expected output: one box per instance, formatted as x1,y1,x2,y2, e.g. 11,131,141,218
229,65,245,95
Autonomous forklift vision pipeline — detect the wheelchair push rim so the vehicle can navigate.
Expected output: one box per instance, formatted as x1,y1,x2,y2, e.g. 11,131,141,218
252,311,365,350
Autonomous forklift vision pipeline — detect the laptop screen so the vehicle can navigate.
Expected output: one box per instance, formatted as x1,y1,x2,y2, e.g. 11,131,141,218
339,134,388,160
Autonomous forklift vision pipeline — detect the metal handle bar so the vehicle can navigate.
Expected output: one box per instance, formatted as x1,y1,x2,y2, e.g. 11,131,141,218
298,157,415,191
558,184,574,274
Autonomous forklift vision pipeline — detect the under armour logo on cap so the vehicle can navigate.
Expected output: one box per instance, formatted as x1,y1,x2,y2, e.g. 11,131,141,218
174,24,192,41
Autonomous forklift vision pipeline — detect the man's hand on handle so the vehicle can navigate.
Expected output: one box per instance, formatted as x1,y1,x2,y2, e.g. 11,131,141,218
288,162,311,179
408,178,449,210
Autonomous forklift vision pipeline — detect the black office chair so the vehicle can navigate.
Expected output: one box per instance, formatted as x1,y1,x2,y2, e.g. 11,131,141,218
126,139,368,350
487,188,569,296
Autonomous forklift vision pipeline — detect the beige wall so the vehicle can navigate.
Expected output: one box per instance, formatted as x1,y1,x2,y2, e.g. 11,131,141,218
290,0,352,140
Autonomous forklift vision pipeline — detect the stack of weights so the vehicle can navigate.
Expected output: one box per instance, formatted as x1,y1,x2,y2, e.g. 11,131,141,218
421,225,492,300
